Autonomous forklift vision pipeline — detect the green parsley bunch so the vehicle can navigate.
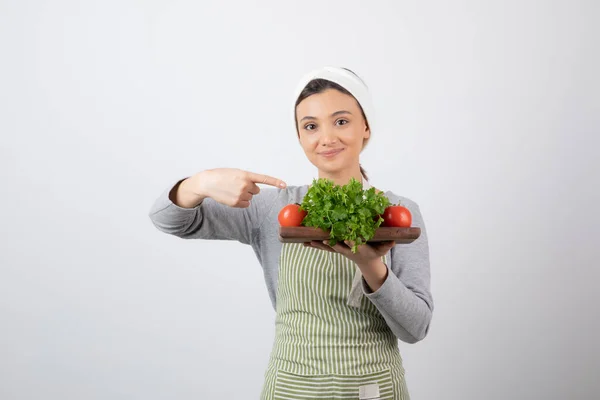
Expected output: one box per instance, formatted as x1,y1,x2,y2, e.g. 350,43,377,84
300,177,391,253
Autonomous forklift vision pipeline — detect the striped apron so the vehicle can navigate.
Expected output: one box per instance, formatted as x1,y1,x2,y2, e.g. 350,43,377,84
260,242,410,400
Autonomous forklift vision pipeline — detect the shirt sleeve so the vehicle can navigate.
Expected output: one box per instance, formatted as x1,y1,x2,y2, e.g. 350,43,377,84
361,198,434,343
148,178,282,245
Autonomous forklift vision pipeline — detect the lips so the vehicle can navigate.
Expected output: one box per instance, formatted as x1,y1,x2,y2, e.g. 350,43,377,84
320,148,344,156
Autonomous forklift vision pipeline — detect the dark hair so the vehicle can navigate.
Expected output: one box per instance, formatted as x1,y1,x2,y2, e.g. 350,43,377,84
294,76,370,181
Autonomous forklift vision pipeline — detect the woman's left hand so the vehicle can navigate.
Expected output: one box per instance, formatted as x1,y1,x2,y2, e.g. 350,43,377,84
304,239,395,268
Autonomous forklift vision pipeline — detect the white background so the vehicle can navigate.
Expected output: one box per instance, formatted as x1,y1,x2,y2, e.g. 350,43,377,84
1,0,599,399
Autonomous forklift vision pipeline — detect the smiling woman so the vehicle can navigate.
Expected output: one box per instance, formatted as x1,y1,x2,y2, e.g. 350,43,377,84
148,66,433,400
294,69,373,184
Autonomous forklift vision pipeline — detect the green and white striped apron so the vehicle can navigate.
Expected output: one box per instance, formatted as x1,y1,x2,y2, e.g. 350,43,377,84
260,242,410,400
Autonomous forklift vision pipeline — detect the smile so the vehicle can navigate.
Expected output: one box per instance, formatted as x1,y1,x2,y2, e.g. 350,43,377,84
319,148,344,158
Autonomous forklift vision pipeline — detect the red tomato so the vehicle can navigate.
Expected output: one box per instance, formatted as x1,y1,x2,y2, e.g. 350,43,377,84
381,205,412,227
278,203,307,227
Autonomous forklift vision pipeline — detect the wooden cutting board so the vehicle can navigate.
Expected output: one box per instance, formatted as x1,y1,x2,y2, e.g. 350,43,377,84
279,226,421,244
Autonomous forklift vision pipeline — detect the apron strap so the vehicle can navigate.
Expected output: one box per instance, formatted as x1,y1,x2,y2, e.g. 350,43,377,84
347,267,364,308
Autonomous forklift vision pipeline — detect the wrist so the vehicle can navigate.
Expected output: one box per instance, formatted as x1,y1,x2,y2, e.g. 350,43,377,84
358,259,388,292
358,258,386,271
187,171,210,199
172,173,208,208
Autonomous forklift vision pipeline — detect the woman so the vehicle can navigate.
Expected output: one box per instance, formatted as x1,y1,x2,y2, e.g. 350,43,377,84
149,66,433,400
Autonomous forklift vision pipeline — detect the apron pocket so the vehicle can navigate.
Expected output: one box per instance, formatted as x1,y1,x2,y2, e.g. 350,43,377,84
273,368,395,400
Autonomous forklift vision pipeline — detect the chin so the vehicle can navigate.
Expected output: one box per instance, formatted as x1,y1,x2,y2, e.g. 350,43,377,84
318,164,348,176
309,154,353,174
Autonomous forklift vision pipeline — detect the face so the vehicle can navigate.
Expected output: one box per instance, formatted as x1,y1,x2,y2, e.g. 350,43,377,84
295,89,370,176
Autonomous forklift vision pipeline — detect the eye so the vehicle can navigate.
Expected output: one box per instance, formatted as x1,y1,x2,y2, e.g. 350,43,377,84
304,123,317,131
336,119,349,126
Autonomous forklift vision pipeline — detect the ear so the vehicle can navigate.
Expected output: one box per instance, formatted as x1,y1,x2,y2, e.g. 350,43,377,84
364,122,371,140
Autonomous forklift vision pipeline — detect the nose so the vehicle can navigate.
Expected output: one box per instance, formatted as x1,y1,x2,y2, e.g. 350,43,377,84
320,126,338,145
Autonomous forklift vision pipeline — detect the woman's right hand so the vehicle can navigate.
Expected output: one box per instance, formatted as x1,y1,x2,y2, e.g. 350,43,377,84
172,168,287,209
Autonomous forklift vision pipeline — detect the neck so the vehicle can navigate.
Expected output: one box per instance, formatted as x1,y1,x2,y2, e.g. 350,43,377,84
317,166,364,187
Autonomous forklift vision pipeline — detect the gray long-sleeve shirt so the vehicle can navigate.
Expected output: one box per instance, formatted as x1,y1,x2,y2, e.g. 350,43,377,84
148,181,433,344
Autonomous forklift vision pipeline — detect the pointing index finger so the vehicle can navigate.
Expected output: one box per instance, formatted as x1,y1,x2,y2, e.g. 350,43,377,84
248,172,287,188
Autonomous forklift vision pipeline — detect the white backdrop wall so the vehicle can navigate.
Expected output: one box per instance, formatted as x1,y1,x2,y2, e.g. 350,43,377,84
1,1,599,399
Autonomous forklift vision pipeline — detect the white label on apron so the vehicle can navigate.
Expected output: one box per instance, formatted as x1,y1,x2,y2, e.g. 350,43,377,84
359,383,380,399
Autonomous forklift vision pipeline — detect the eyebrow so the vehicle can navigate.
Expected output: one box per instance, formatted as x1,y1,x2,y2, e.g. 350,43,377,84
300,110,353,122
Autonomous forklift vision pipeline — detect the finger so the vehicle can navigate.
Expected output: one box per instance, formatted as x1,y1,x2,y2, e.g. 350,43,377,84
247,183,261,195
372,240,395,252
328,240,352,255
247,172,287,189
380,240,396,249
236,200,251,208
311,240,336,253
344,240,366,252
239,192,253,202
